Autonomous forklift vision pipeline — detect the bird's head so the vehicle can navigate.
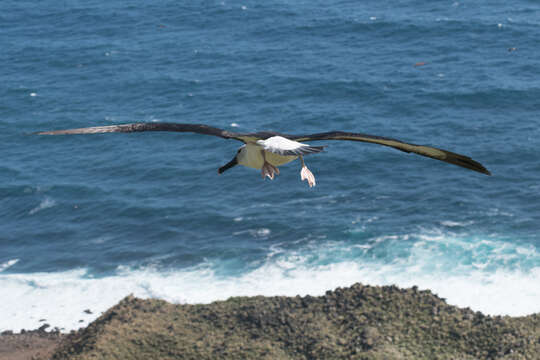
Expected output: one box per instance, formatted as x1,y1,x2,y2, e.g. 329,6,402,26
218,146,245,174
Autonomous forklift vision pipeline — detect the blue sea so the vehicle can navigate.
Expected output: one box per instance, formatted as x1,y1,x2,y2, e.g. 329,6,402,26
1,0,540,332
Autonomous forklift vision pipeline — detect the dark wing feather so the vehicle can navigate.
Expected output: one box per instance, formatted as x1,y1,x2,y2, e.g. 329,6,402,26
35,123,249,142
289,131,491,175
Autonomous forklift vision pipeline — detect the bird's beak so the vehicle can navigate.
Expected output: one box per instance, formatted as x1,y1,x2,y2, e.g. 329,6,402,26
218,156,238,174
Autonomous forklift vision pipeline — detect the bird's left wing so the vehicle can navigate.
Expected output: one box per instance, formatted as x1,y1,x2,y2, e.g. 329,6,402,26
288,131,491,175
35,123,251,143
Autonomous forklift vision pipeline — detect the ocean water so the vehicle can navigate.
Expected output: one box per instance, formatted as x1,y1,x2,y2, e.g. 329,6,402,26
1,0,540,332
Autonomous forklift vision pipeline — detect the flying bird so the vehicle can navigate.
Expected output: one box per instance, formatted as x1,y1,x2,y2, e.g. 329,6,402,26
36,123,491,187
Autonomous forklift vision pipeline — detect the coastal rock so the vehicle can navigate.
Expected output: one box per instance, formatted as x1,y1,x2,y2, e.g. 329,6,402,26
0,327,65,360
360,326,380,349
45,282,540,360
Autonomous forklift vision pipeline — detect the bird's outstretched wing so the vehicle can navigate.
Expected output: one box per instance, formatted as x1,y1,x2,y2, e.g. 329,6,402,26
35,122,251,142
288,131,491,175
36,123,491,175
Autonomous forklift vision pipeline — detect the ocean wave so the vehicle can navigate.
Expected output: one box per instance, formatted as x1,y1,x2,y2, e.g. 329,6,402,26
233,228,271,238
0,259,19,272
440,220,474,227
1,230,538,333
28,197,56,215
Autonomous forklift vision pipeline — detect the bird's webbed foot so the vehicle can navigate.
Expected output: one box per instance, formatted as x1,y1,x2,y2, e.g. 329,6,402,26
300,165,316,187
299,155,316,187
261,161,280,180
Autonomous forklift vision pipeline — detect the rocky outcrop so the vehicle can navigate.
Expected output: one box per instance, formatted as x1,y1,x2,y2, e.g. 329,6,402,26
35,283,540,359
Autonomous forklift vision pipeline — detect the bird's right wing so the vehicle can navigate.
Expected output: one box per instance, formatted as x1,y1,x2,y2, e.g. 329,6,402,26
35,123,251,143
289,131,491,175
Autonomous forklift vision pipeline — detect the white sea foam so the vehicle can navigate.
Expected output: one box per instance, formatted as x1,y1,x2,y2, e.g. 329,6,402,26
440,220,474,227
89,236,113,245
29,198,56,215
256,228,271,237
0,259,19,272
1,233,539,333
233,228,271,238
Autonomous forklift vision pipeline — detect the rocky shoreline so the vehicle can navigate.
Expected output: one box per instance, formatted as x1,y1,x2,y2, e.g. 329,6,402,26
0,327,64,360
2,283,539,359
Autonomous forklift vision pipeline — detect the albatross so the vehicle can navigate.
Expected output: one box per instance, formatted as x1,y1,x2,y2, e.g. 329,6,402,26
36,123,491,187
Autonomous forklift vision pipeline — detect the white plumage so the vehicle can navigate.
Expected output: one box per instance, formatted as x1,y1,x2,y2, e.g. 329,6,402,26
257,136,306,152
257,136,324,156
